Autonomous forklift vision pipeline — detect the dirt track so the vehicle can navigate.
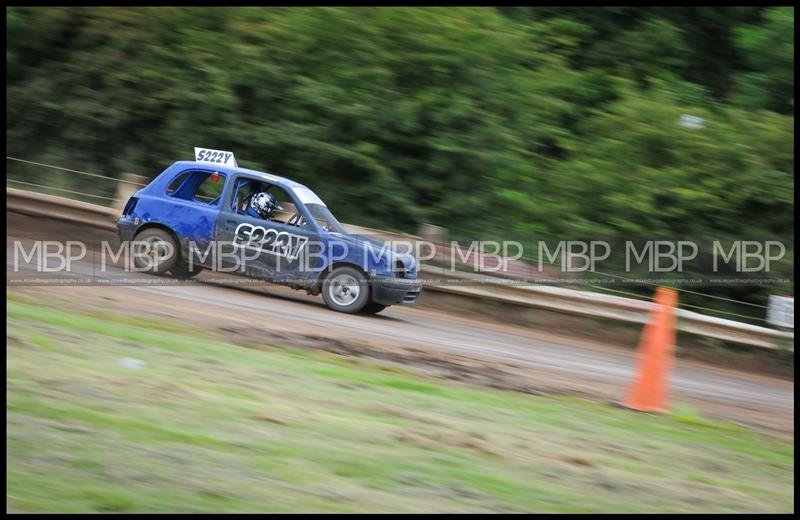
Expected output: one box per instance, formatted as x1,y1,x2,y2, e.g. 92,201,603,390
6,211,795,435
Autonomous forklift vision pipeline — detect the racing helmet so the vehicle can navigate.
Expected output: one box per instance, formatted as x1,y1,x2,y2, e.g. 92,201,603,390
250,191,283,219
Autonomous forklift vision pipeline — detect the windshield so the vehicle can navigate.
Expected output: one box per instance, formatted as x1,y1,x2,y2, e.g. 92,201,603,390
293,186,326,206
305,203,346,234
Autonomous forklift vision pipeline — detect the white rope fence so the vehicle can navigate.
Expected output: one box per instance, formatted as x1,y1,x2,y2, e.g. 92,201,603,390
6,156,147,185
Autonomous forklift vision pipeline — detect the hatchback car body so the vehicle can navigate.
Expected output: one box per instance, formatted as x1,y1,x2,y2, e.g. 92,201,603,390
117,160,421,314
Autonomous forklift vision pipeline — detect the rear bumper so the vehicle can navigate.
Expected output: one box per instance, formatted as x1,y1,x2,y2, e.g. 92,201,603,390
370,276,422,306
116,218,137,242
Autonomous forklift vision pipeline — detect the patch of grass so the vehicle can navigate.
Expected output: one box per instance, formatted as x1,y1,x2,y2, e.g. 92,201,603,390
6,295,795,513
81,309,201,335
672,404,740,431
26,332,57,352
312,364,449,396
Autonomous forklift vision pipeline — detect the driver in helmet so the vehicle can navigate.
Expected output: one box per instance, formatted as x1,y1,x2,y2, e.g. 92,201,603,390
245,191,283,221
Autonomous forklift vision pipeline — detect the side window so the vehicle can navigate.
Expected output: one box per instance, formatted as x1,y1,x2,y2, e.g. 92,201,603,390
195,173,226,204
233,178,306,227
232,179,256,213
165,170,226,206
264,186,297,222
166,173,189,195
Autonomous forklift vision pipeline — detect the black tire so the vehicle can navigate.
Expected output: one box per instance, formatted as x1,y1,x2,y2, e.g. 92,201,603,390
132,228,178,275
169,261,203,279
360,302,387,315
321,266,370,314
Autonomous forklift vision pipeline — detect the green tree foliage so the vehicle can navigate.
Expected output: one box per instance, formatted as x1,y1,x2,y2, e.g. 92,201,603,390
6,6,794,246
732,7,795,113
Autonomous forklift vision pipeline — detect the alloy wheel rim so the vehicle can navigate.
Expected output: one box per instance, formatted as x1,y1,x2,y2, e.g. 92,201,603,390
329,274,360,306
138,237,172,268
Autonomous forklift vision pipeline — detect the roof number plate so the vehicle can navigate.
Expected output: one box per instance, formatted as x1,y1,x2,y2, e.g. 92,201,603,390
195,147,237,168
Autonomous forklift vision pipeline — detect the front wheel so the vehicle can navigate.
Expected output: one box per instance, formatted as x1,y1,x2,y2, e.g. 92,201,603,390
321,266,370,314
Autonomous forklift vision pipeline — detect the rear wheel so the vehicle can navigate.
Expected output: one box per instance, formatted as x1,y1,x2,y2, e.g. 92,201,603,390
321,266,370,314
132,228,178,275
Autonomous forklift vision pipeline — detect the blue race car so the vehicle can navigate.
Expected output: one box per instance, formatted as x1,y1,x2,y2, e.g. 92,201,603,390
117,150,421,314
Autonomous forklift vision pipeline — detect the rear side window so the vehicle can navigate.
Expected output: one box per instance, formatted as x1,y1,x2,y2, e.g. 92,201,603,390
166,173,189,195
195,174,225,203
165,170,226,206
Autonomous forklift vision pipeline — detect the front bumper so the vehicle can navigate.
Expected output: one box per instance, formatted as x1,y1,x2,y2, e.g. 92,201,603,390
370,276,422,305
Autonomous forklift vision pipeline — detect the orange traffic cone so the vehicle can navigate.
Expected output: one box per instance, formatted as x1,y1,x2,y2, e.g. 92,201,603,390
621,287,678,413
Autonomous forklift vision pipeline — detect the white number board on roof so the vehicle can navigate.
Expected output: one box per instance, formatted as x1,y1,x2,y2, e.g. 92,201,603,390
195,147,238,168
